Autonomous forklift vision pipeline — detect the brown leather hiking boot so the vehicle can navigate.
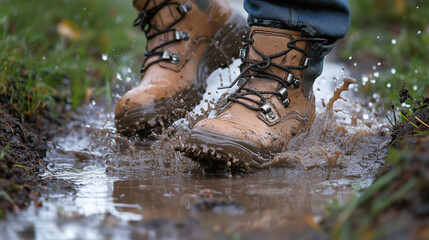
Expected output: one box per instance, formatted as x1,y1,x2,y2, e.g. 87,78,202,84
115,0,247,136
181,26,328,172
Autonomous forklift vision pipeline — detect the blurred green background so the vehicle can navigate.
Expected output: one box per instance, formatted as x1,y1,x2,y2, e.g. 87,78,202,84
0,0,145,115
0,0,428,117
343,0,429,109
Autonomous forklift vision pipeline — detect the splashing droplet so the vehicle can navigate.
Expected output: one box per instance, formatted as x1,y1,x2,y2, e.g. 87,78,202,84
116,72,123,81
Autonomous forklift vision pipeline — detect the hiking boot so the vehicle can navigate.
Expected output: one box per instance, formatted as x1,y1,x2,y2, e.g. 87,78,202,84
180,26,329,172
115,0,247,136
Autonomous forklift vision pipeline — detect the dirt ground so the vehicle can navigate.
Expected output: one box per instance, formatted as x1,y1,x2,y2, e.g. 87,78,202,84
0,98,74,217
322,93,429,239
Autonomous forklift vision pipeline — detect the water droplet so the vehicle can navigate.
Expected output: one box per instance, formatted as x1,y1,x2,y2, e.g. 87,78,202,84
42,56,46,60
370,79,376,84
387,83,392,88
353,62,357,67
391,39,397,45
348,56,353,60
362,76,369,83
417,30,422,35
414,69,419,74
391,68,396,74
376,35,380,39
401,103,411,108
374,72,379,78
363,114,369,120
377,62,381,66
116,72,123,81
102,53,108,61
413,85,418,91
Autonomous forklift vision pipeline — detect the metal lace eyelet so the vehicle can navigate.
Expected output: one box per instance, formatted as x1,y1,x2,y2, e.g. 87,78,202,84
286,74,293,84
237,78,247,87
175,31,190,41
239,48,247,59
161,51,180,64
304,57,310,67
259,103,271,113
259,103,276,119
267,112,276,119
293,79,301,88
282,98,290,108
278,87,288,99
177,3,192,14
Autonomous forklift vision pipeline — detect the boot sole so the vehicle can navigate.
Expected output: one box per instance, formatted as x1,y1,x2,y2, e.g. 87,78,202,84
179,129,279,173
115,10,248,136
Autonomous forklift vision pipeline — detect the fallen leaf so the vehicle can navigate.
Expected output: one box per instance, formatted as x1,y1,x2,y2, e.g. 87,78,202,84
57,19,82,40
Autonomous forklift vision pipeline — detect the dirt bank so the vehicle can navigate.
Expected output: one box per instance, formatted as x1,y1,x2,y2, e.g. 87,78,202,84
0,98,73,217
324,93,429,240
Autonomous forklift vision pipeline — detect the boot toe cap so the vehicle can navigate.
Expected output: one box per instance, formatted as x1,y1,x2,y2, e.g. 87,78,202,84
191,118,269,148
114,88,156,117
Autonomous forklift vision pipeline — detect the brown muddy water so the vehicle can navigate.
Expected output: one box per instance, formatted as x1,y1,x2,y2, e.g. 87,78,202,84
0,60,390,240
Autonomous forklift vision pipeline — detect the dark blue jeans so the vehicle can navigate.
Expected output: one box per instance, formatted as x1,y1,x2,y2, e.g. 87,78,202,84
244,0,350,43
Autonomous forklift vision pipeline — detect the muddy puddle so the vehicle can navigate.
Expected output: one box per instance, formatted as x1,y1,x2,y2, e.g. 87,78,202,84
0,59,390,240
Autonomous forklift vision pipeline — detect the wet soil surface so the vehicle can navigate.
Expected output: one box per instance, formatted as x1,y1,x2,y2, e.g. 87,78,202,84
0,100,74,218
323,94,429,240
0,60,392,239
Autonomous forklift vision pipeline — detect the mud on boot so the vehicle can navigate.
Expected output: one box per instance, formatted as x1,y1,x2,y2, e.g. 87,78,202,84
115,0,247,136
181,25,332,173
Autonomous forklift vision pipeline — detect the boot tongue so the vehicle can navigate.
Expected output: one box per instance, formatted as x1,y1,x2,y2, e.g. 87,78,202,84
244,26,307,92
134,0,183,52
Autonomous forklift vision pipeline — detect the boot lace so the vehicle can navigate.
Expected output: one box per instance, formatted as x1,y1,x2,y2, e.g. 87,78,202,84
133,0,192,72
220,36,325,118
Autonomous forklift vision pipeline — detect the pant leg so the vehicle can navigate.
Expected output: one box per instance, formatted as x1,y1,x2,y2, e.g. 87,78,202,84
243,0,350,43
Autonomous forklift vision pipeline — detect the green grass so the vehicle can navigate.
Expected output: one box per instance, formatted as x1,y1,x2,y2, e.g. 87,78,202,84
0,0,145,115
342,0,429,107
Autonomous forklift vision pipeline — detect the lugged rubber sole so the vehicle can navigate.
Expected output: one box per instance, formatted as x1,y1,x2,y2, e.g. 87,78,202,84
178,129,279,174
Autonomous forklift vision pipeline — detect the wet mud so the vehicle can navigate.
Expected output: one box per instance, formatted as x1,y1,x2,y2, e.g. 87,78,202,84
0,100,73,218
321,93,429,239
